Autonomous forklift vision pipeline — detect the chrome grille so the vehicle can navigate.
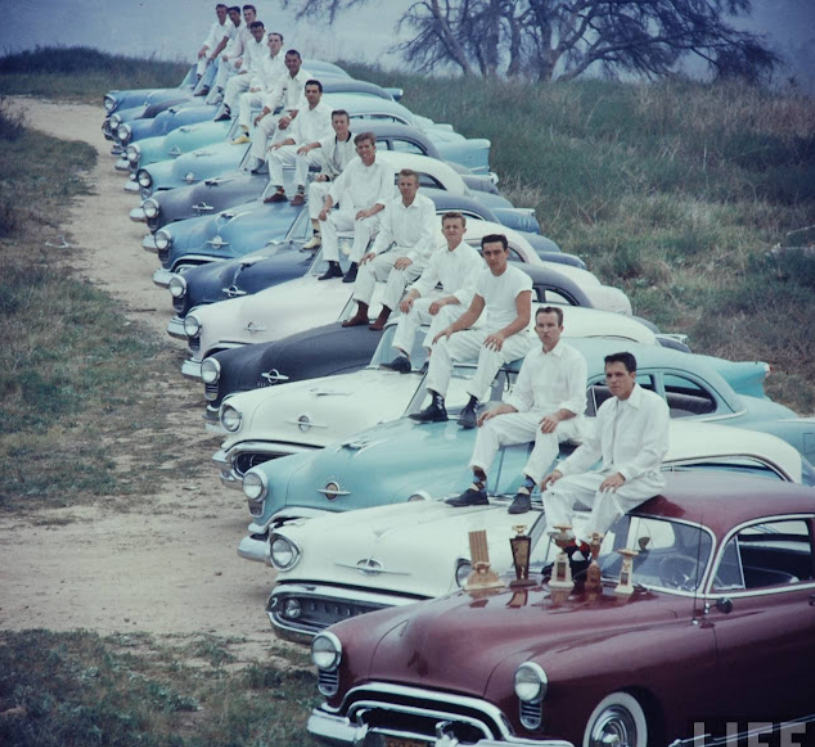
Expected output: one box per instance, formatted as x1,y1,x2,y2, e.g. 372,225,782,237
233,452,274,477
519,699,542,729
204,382,218,401
317,669,339,697
172,296,185,314
273,593,385,633
158,246,170,263
188,335,200,353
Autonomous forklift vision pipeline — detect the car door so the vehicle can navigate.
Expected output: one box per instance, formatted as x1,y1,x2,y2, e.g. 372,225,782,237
705,515,815,722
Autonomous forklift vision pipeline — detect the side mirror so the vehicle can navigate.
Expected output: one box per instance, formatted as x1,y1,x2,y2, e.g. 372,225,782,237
716,597,733,615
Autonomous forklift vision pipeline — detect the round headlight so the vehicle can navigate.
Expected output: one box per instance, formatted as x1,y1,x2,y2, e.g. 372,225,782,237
311,632,342,671
183,314,201,338
284,598,302,619
168,273,187,299
117,123,131,143
514,663,548,703
154,229,171,251
242,468,267,502
126,143,140,163
455,560,472,588
110,113,122,129
270,535,300,570
142,197,159,219
200,356,220,383
104,95,117,113
220,403,242,432
184,172,196,184
137,169,152,188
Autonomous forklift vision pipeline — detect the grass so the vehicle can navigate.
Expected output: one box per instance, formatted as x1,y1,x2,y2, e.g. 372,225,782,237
340,63,815,412
0,97,199,510
0,630,321,747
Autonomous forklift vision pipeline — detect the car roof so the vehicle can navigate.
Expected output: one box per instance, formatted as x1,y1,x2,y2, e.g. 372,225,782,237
636,471,815,537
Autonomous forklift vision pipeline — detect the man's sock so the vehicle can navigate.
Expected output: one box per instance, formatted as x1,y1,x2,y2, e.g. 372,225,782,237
517,475,536,495
472,468,487,492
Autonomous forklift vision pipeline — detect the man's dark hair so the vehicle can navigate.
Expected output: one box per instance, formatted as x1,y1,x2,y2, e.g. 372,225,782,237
285,49,302,59
228,5,241,14
331,109,350,121
605,352,637,373
354,131,376,146
398,168,419,182
242,3,256,11
249,20,264,30
536,306,563,326
481,233,508,251
441,211,466,227
305,79,323,92
268,31,283,42
216,3,228,9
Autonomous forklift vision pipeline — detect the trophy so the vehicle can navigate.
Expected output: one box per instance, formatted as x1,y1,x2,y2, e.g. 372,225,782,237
548,524,574,592
507,589,529,608
464,529,504,591
584,532,604,597
509,525,536,588
614,547,639,597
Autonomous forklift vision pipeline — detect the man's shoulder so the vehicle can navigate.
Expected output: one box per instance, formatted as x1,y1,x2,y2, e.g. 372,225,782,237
414,192,435,210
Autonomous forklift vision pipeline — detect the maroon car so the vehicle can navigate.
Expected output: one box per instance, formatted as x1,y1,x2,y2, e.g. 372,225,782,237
306,472,815,747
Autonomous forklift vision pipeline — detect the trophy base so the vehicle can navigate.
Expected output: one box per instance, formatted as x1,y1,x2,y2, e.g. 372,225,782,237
614,585,634,597
548,579,574,591
510,577,537,589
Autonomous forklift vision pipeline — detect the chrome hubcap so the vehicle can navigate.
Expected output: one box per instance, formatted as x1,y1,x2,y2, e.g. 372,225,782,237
589,706,637,747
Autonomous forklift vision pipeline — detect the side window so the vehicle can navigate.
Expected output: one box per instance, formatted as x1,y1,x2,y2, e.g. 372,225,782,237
663,374,717,417
417,173,444,190
507,245,524,263
391,139,426,155
585,375,654,417
712,519,814,591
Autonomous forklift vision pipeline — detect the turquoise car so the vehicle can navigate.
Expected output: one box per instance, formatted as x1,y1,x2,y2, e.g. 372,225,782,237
235,336,815,555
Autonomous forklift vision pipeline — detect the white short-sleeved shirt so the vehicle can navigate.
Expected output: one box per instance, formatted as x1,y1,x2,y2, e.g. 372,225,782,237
475,265,533,331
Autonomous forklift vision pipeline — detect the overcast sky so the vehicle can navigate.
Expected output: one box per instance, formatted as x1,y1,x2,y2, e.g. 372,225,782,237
1,0,813,91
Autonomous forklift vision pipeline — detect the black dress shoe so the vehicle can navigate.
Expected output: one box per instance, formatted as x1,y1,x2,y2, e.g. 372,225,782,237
457,401,478,429
381,355,411,374
446,487,489,507
318,262,343,281
409,401,447,423
507,492,532,514
342,263,358,283
214,108,231,122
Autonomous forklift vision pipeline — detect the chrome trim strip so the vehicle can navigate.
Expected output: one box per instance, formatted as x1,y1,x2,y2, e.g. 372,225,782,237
668,714,815,747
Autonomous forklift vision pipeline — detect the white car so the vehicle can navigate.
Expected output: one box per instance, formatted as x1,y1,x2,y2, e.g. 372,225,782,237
211,306,658,489
180,219,631,378
262,421,815,641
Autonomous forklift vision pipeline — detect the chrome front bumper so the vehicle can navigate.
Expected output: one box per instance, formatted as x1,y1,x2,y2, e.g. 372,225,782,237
115,157,131,172
237,533,269,564
124,179,140,193
130,207,147,223
153,268,175,288
308,683,575,747
142,233,157,252
181,358,203,379
166,315,186,339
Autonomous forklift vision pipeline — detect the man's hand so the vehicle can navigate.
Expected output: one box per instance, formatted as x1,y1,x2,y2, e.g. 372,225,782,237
318,207,330,222
400,296,415,314
235,59,242,69
432,326,454,345
540,470,563,490
484,331,505,351
250,86,260,93
539,413,561,434
394,257,412,270
360,252,376,265
198,47,207,59
355,208,372,221
476,408,501,427
297,144,313,155
253,113,265,126
600,472,626,492
315,174,329,183
428,299,445,315
278,115,292,129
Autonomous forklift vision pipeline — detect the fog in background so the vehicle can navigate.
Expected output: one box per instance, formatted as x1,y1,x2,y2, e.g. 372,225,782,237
1,0,813,92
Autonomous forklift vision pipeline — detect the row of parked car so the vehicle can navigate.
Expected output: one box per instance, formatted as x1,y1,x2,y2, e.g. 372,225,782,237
103,58,815,747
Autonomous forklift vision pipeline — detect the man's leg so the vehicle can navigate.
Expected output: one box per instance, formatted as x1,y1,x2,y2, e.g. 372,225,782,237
581,474,665,542
318,209,355,279
342,215,381,284
237,91,263,132
377,259,423,324
343,254,394,327
246,115,276,169
387,298,435,367
293,151,322,194
266,145,298,196
224,74,250,113
303,181,330,249
543,473,604,537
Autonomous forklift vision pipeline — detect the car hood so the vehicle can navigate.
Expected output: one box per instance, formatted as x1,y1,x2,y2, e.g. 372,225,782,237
222,368,419,449
163,140,244,187
348,581,680,700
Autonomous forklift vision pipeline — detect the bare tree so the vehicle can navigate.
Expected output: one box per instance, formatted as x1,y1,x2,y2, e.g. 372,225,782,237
282,0,779,82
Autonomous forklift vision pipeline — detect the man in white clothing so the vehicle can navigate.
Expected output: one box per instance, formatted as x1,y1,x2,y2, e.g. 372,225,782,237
216,20,267,121
317,132,393,283
342,169,436,330
449,306,587,512
211,5,256,99
245,50,311,171
410,233,533,428
263,80,333,204
297,109,356,249
232,32,285,137
381,212,483,372
542,351,670,564
196,4,235,82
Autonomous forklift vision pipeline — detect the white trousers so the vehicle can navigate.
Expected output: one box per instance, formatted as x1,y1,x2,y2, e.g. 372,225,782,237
353,252,425,310
196,56,209,78
470,413,583,484
543,471,666,543
268,146,322,190
248,114,290,164
308,181,331,220
224,73,251,112
238,91,265,130
391,299,462,356
426,329,534,401
214,57,239,91
321,209,381,264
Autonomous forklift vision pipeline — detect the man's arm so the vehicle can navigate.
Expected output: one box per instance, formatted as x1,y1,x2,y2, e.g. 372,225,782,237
432,294,485,344
209,33,230,61
484,289,532,352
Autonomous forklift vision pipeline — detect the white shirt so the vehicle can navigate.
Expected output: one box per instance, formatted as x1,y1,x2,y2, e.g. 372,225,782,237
317,132,357,180
223,23,246,58
329,156,393,212
241,36,267,77
204,18,235,53
289,101,333,146
505,342,587,422
474,265,533,331
556,383,670,483
251,52,285,91
412,240,483,305
370,193,437,261
267,68,312,112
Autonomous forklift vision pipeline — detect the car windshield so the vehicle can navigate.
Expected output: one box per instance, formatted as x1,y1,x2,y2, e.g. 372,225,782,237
368,324,430,372
529,513,713,595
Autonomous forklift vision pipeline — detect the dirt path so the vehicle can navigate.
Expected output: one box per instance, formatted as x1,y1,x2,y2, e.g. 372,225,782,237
0,99,286,654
